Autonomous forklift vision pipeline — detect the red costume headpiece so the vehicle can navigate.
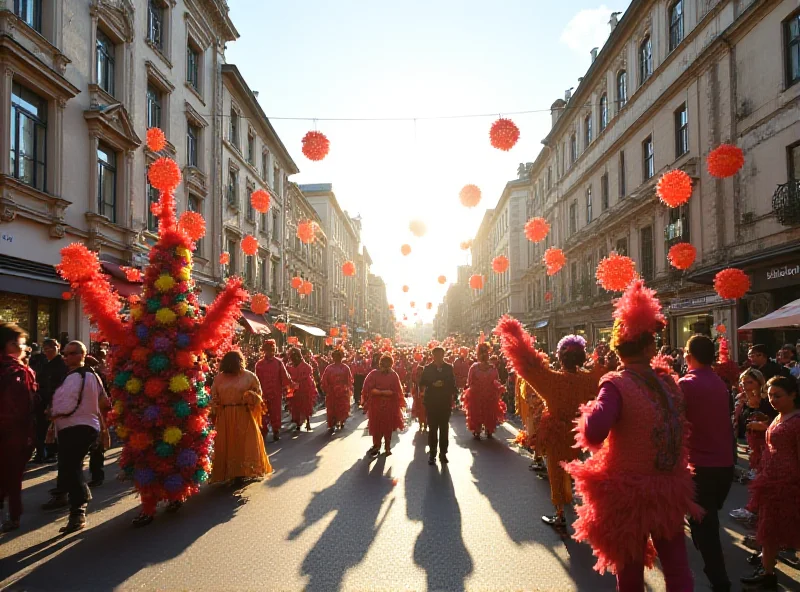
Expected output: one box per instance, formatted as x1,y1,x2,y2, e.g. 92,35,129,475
610,279,666,350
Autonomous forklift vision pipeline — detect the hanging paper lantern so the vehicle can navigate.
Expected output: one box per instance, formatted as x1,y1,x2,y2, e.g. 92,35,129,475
524,218,550,243
148,157,181,192
250,294,269,315
460,240,473,251
716,324,727,334
438,275,446,284
241,234,259,256
707,144,744,178
489,118,520,151
299,280,313,296
543,247,567,275
402,285,409,293
330,327,339,337
297,220,317,244
469,274,485,290
409,219,427,237
251,189,271,213
342,261,356,277
667,242,697,270
459,185,482,208
219,252,230,265
544,291,553,302
657,169,693,208
400,244,412,257
492,255,510,274
596,252,637,291
714,268,750,300
146,128,167,152
62,291,72,300
426,302,432,310
291,276,303,290
301,131,330,161
178,211,206,241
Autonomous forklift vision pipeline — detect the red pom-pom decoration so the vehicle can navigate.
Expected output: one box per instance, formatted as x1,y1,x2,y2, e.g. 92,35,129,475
426,302,433,310
402,285,409,293
410,301,416,308
400,244,412,257
543,247,566,276
241,235,259,256
409,220,427,237
459,185,482,208
460,240,473,251
150,202,162,216
301,131,330,161
707,144,744,179
291,276,303,290
714,268,750,300
219,252,230,265
342,261,356,277
325,337,333,346
299,281,313,296
122,267,142,283
58,243,100,283
596,252,637,291
492,255,510,274
178,211,206,241
274,322,287,333
469,274,485,290
525,218,550,243
330,327,339,337
250,189,271,213
657,169,693,207
250,293,269,315
297,220,317,244
544,291,553,302
716,324,727,334
62,291,72,300
489,118,520,151
147,157,181,192
146,128,167,152
667,242,697,270
438,275,446,285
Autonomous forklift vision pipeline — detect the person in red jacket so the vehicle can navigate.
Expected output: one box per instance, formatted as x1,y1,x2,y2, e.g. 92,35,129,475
363,354,405,456
255,340,292,442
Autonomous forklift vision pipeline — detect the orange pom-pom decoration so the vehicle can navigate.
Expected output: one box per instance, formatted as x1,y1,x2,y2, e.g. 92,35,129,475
58,243,100,283
132,347,149,363
325,337,333,346
146,127,167,152
544,291,553,302
525,217,550,243
459,184,482,208
250,189,270,213
400,244,412,257
330,327,339,337
492,255,510,274
301,131,330,161
129,432,151,451
667,242,697,270
489,118,520,151
178,211,206,241
127,295,140,305
543,247,566,275
426,302,433,310
250,294,269,315
144,378,165,398
291,276,303,290
402,285,409,293
122,267,142,282
219,252,230,265
716,324,727,334
409,219,427,237
596,252,637,291
274,322,287,333
175,351,195,368
657,169,693,208
438,275,446,284
707,144,744,179
388,304,394,310
62,291,72,300
714,268,750,300
297,220,317,244
241,234,258,256
147,157,181,192
342,261,356,277
299,280,313,296
460,240,473,251
469,274,485,290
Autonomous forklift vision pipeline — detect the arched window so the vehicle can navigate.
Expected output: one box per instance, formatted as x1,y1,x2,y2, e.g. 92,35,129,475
617,70,627,109
639,35,652,84
669,0,684,52
570,133,578,164
599,94,608,131
584,113,593,147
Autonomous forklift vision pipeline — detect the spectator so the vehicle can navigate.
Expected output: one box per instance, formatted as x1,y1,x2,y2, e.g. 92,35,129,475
777,344,800,379
748,344,790,382
32,339,67,463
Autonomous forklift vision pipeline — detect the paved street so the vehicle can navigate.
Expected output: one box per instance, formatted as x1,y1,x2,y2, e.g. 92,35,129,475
2,405,799,592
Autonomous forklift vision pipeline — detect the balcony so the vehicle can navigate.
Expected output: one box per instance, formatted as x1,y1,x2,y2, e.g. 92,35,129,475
773,180,800,226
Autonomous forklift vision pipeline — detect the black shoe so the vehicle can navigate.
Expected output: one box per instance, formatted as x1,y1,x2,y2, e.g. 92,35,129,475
1,520,20,533
439,454,448,464
747,552,763,566
473,432,481,440
88,479,104,489
132,513,154,528
367,447,379,458
542,514,566,528
273,433,280,442
59,516,86,534
428,456,436,465
740,567,777,589
41,496,69,512
295,424,301,432
166,500,183,513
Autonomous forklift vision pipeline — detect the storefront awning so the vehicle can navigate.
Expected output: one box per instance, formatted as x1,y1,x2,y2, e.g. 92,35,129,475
292,323,326,337
739,298,800,330
532,320,549,329
240,311,271,334
0,254,67,298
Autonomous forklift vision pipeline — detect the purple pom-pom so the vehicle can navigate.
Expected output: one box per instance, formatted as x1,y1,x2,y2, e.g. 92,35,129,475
143,405,160,422
176,448,198,469
164,473,184,492
154,336,171,352
177,333,190,348
135,324,149,340
557,334,586,352
134,467,155,486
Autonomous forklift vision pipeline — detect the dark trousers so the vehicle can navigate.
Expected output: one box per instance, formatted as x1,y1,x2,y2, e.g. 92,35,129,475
353,375,365,406
89,439,105,482
426,405,450,458
0,430,31,521
57,425,97,515
33,406,56,460
689,465,734,592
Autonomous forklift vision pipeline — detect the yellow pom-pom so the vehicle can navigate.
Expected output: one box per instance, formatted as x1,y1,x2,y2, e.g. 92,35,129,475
169,374,190,393
175,301,189,316
156,308,177,325
130,306,143,320
115,425,129,439
125,377,142,394
176,247,192,262
163,426,183,445
177,266,192,282
113,400,124,415
154,274,176,293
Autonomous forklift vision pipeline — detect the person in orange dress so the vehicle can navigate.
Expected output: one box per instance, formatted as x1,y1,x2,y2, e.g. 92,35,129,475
463,343,506,439
495,318,606,528
209,351,272,485
320,348,353,432
362,354,406,456
287,347,317,432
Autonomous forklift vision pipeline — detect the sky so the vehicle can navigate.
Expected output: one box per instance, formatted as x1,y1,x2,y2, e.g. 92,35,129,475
226,0,632,325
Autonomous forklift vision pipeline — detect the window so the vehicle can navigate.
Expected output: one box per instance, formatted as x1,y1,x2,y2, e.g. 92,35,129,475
547,166,552,190
227,167,238,207
570,261,578,299
666,205,690,244
640,226,654,280
601,173,609,211
97,144,117,222
245,256,254,286
615,237,628,256
639,36,653,84
147,0,164,49
570,133,578,165
247,132,256,166
187,43,200,91
261,152,269,181
147,182,159,231
226,237,237,275
619,151,626,197
259,256,268,291
790,142,800,181
569,201,577,235
188,195,203,252
14,0,41,32
246,181,255,222
675,104,688,158
10,83,47,192
273,165,281,193
260,210,268,235
96,30,116,96
785,10,800,87
271,260,279,294
617,70,627,109
584,113,593,148
643,136,654,180
229,107,239,148
586,186,593,224
272,210,280,240
187,123,199,168
669,1,684,52
599,95,608,132
146,84,162,130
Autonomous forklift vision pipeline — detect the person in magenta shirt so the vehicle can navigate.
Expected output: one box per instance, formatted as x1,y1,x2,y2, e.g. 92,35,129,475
255,339,292,442
362,354,405,456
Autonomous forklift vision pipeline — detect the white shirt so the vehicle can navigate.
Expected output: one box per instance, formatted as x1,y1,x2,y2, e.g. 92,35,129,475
52,369,104,432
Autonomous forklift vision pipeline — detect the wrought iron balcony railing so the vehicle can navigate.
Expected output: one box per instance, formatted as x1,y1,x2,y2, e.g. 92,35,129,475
773,180,800,226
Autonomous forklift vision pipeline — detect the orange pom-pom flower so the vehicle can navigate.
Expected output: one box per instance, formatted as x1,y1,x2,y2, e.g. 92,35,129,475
400,244,411,257
325,337,333,346
342,261,356,277
330,327,339,337
219,252,230,265
291,276,303,290
525,218,550,243
297,220,317,244
241,235,258,256
667,242,697,270
543,247,566,275
460,240,473,251
250,293,269,315
716,324,727,334
438,275,446,284
409,220,427,237
469,274,485,290
596,252,637,291
62,291,72,300
492,255,509,273
250,189,270,213
410,301,416,308
426,302,433,310
489,118,520,151
147,157,181,192
714,268,750,300
146,128,167,152
707,144,744,179
402,285,409,293
122,267,142,282
301,131,330,161
58,243,100,283
178,211,206,241
544,291,553,302
301,281,314,296
657,169,693,208
459,185,482,208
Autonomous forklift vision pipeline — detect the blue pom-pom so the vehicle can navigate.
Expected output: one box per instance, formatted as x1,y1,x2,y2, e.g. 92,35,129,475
196,393,210,408
176,333,190,348
134,467,155,486
164,473,184,492
135,324,148,340
176,448,198,469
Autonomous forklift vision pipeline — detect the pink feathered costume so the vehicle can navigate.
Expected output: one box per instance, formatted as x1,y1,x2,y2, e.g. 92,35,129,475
463,363,506,436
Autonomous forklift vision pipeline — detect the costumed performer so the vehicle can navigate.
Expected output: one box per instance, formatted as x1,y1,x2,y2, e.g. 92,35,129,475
362,354,406,457
287,347,316,432
516,376,546,471
320,348,353,432
255,339,293,442
463,343,507,440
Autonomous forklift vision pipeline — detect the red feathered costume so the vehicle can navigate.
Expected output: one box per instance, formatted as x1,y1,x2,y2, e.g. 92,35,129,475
362,367,405,452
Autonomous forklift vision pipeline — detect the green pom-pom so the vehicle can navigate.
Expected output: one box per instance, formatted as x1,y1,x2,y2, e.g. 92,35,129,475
201,428,209,438
148,354,170,373
192,469,208,483
174,293,187,302
155,441,174,457
173,400,191,418
146,298,161,313
195,381,205,392
113,371,132,388
196,393,210,408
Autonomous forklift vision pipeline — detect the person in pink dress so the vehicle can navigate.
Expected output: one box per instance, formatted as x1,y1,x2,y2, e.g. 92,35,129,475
255,339,293,442
320,349,353,432
362,354,406,456
741,375,800,589
286,347,316,432
463,343,507,440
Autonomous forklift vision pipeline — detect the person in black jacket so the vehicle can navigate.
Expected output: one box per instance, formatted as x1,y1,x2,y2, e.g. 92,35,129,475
419,347,457,465
748,344,790,382
32,339,68,463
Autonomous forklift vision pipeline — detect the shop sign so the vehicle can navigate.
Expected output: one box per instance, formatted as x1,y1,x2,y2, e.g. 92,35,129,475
668,294,727,311
750,263,800,292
